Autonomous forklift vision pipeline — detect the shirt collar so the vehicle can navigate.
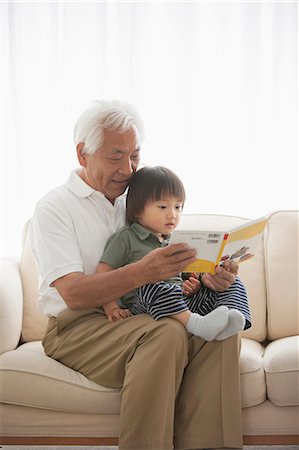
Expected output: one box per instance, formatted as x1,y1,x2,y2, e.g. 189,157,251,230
66,169,127,204
130,223,170,245
66,170,95,198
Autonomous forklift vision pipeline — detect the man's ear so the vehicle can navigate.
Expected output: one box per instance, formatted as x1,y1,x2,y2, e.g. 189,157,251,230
76,143,86,167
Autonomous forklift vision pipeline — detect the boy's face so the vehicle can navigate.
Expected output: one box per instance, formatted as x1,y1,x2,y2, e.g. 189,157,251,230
137,196,183,236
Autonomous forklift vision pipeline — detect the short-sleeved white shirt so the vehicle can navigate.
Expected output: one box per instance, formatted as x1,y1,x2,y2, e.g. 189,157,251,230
31,170,127,317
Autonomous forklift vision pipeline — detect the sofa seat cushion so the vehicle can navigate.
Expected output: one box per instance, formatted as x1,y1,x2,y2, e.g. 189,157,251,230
264,336,299,406
0,341,121,414
1,339,268,414
240,338,266,408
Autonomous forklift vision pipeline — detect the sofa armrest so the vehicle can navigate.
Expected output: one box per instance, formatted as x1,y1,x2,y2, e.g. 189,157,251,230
0,257,23,354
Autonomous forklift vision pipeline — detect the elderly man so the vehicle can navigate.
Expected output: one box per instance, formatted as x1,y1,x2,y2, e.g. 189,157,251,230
31,100,243,450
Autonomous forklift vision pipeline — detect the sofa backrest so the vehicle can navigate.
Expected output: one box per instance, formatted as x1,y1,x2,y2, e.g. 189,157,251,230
264,210,299,340
0,258,23,353
20,221,48,342
238,236,267,342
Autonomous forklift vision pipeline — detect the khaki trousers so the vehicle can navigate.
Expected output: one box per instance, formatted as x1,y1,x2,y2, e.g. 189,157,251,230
43,308,243,450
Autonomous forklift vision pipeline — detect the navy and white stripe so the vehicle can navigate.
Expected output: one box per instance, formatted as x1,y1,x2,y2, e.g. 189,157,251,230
133,282,189,320
132,277,251,329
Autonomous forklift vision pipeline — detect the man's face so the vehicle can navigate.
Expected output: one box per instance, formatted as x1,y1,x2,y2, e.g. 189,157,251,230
77,128,140,203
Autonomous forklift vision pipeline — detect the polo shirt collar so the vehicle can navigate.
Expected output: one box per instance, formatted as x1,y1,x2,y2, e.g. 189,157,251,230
130,223,170,245
66,170,94,198
66,170,127,203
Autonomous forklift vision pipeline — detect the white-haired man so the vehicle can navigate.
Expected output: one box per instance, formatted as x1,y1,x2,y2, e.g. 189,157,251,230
31,100,243,450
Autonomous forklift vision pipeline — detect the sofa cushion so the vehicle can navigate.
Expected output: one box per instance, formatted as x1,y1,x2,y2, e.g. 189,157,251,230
0,338,266,414
239,237,267,342
265,210,299,340
20,221,48,342
264,336,299,406
0,341,121,414
0,258,23,354
239,338,266,408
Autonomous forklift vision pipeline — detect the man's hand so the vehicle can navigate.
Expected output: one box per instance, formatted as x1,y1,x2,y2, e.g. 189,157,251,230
182,272,201,296
137,243,197,285
202,260,238,292
107,307,131,323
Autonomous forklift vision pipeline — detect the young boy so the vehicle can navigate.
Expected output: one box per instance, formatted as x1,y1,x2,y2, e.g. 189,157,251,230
97,166,251,341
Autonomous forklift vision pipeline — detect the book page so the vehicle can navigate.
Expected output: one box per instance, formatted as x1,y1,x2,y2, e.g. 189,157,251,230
169,230,225,272
170,216,267,273
219,218,267,265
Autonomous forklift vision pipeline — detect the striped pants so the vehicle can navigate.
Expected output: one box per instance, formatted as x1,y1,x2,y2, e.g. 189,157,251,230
132,276,251,330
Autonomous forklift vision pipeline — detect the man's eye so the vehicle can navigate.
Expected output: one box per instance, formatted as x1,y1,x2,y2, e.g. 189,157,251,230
131,154,140,162
158,205,166,209
176,205,182,210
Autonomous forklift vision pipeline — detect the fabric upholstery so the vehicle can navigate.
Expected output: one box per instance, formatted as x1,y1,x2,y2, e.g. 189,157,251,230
0,258,23,354
239,238,267,342
0,339,269,413
242,400,299,436
240,338,266,407
265,211,299,340
264,336,299,406
0,341,121,415
0,403,119,437
19,221,48,342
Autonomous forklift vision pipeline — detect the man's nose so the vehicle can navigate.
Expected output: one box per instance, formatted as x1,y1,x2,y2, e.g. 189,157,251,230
119,158,134,175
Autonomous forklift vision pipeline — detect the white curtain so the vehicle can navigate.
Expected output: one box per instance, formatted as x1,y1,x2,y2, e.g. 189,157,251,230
2,1,298,257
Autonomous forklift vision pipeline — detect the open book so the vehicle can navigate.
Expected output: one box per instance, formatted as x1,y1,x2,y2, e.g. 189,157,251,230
169,215,267,274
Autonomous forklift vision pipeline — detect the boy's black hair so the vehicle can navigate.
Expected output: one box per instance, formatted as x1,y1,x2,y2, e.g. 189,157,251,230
126,166,185,225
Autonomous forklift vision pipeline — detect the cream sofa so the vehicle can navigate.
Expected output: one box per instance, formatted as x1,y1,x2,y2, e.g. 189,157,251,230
0,210,298,446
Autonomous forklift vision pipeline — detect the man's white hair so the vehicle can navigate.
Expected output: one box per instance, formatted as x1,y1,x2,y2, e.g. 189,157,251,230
74,100,145,154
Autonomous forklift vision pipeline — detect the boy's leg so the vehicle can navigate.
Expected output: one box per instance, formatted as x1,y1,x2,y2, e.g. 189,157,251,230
213,276,251,329
43,308,189,450
133,282,189,319
187,277,251,339
134,283,229,341
174,333,243,450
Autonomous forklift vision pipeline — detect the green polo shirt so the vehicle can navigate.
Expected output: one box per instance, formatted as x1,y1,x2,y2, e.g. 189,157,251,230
100,223,182,308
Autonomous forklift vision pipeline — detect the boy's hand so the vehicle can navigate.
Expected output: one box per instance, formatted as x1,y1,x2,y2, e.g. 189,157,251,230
107,308,131,323
182,272,201,296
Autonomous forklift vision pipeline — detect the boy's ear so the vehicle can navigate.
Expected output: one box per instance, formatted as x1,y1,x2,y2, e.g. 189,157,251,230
76,143,86,167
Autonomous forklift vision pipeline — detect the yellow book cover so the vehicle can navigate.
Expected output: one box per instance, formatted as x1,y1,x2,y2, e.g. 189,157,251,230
169,215,267,274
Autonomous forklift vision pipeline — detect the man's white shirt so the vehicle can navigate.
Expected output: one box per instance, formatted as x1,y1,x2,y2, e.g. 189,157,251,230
31,170,126,317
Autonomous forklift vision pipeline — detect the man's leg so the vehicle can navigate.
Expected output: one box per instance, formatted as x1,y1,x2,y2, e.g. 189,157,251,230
174,334,243,450
43,308,189,450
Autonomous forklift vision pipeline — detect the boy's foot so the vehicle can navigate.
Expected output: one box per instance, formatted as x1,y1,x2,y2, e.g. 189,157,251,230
186,306,229,341
215,309,245,340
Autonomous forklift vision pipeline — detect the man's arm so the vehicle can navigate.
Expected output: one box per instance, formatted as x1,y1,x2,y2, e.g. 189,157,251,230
53,243,197,310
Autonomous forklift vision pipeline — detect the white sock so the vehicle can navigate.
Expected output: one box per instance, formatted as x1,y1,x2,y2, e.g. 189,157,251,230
216,309,245,341
186,306,229,341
